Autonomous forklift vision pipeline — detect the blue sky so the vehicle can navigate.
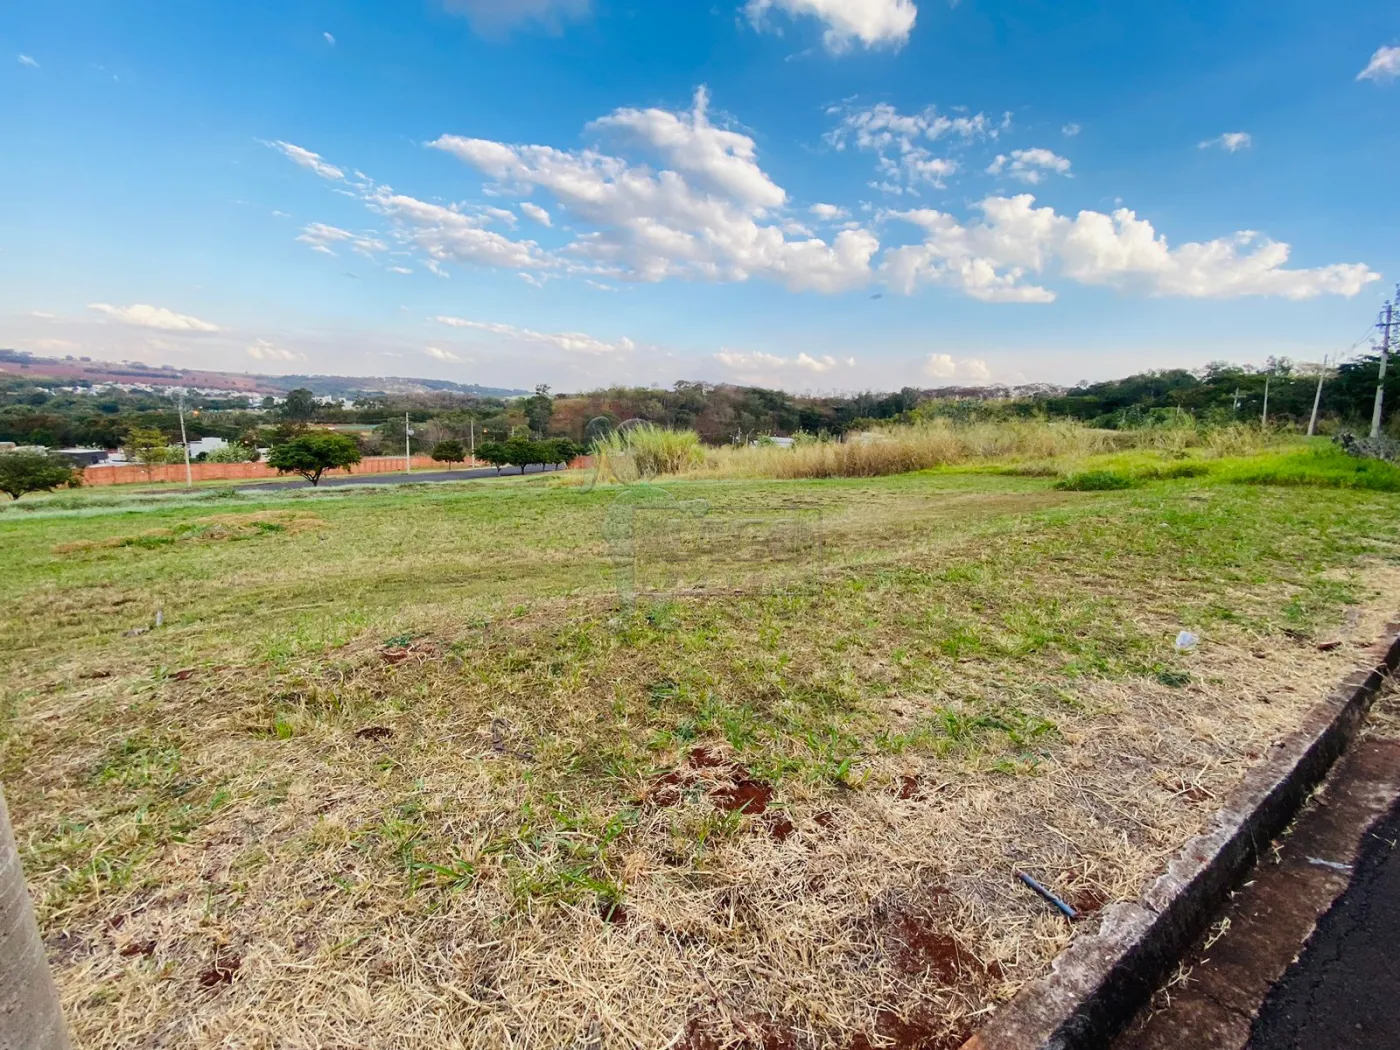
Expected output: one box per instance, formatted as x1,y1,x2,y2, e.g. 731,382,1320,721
3,1,1399,392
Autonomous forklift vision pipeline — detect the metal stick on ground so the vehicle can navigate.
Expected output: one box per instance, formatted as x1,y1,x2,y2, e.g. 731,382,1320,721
0,786,71,1049
1308,356,1327,437
1016,870,1079,920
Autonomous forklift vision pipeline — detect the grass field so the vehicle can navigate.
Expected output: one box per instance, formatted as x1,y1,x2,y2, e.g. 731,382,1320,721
3,441,1399,1049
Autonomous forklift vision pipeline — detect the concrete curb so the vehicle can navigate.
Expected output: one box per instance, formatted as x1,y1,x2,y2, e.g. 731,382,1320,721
961,623,1400,1050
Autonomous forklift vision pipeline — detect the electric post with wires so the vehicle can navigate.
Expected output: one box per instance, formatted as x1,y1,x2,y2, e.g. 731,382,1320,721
1374,290,1398,440
405,412,413,474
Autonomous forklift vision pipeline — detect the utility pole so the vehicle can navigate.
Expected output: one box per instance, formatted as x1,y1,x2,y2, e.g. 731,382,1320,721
177,391,193,487
405,412,412,474
1373,295,1397,439
469,419,475,467
1261,373,1270,429
1307,356,1327,437
1232,387,1241,414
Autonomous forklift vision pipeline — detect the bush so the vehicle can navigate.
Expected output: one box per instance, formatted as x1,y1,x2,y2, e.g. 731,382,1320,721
1055,470,1135,491
0,450,82,499
266,433,361,485
205,442,259,464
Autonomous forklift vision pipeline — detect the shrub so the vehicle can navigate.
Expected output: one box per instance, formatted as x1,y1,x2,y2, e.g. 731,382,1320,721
0,450,82,499
1055,470,1135,491
206,442,259,464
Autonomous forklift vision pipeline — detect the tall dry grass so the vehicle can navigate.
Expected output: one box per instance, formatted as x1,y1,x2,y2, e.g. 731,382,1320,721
593,423,706,480
692,420,1133,480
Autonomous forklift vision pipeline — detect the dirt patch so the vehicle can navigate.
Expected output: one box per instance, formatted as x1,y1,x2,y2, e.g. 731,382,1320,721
679,1018,798,1050
848,1009,973,1050
197,953,240,988
355,726,394,740
645,746,777,816
598,899,629,926
895,775,921,800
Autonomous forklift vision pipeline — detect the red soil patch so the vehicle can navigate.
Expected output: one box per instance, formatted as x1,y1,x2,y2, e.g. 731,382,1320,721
847,1010,972,1050
355,725,394,741
765,814,796,842
679,1018,798,1050
895,775,921,800
197,953,241,988
713,779,774,815
887,912,968,981
171,668,197,682
598,899,630,926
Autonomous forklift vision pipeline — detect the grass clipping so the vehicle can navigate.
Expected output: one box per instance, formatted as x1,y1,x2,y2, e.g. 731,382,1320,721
51,511,326,554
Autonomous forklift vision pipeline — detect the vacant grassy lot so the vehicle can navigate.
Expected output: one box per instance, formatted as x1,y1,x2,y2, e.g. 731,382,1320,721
2,446,1398,1049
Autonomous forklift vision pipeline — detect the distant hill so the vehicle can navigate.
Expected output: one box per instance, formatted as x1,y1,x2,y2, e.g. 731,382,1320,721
0,349,527,399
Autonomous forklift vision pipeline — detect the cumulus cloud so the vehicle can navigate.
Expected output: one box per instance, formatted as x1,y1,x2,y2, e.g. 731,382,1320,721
1061,123,1081,137
436,315,635,356
923,353,991,382
424,346,463,363
88,303,220,332
428,87,878,291
1198,131,1252,152
745,0,918,52
519,201,552,226
443,0,590,34
268,140,345,180
810,203,850,221
826,101,998,192
716,349,854,373
987,148,1072,184
18,54,38,68
1357,45,1400,82
295,222,388,256
882,194,1380,302
246,339,305,362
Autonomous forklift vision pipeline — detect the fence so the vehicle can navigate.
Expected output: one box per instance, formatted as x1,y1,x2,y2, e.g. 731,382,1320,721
83,456,455,487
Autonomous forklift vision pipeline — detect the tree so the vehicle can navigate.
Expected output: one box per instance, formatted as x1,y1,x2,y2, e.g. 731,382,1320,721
0,451,81,500
430,439,466,467
502,436,540,474
123,427,172,468
205,442,258,464
541,438,583,468
0,786,71,1048
476,440,509,474
523,384,553,436
280,388,318,423
266,433,361,485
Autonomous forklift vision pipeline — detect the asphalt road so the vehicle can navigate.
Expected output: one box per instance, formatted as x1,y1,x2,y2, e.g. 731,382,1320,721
1248,792,1400,1050
235,463,563,491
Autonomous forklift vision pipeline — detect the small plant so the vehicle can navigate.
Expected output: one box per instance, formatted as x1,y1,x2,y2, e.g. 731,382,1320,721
1055,470,1135,491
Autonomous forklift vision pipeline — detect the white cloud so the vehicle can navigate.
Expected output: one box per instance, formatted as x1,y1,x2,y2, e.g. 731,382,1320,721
366,187,553,270
443,0,590,34
268,140,345,180
323,31,336,45
436,315,635,356
88,303,220,332
246,339,305,362
923,353,991,382
1061,123,1081,137
388,265,414,274
29,310,56,320
428,88,878,292
1198,131,1252,152
826,101,998,191
986,148,1072,184
424,346,463,363
295,222,388,256
744,0,918,52
1357,45,1400,82
18,54,38,68
810,203,850,221
519,201,552,226
882,194,1380,302
716,349,854,374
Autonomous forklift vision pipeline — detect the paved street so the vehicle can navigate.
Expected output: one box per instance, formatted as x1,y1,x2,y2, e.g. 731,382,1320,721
235,463,566,490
